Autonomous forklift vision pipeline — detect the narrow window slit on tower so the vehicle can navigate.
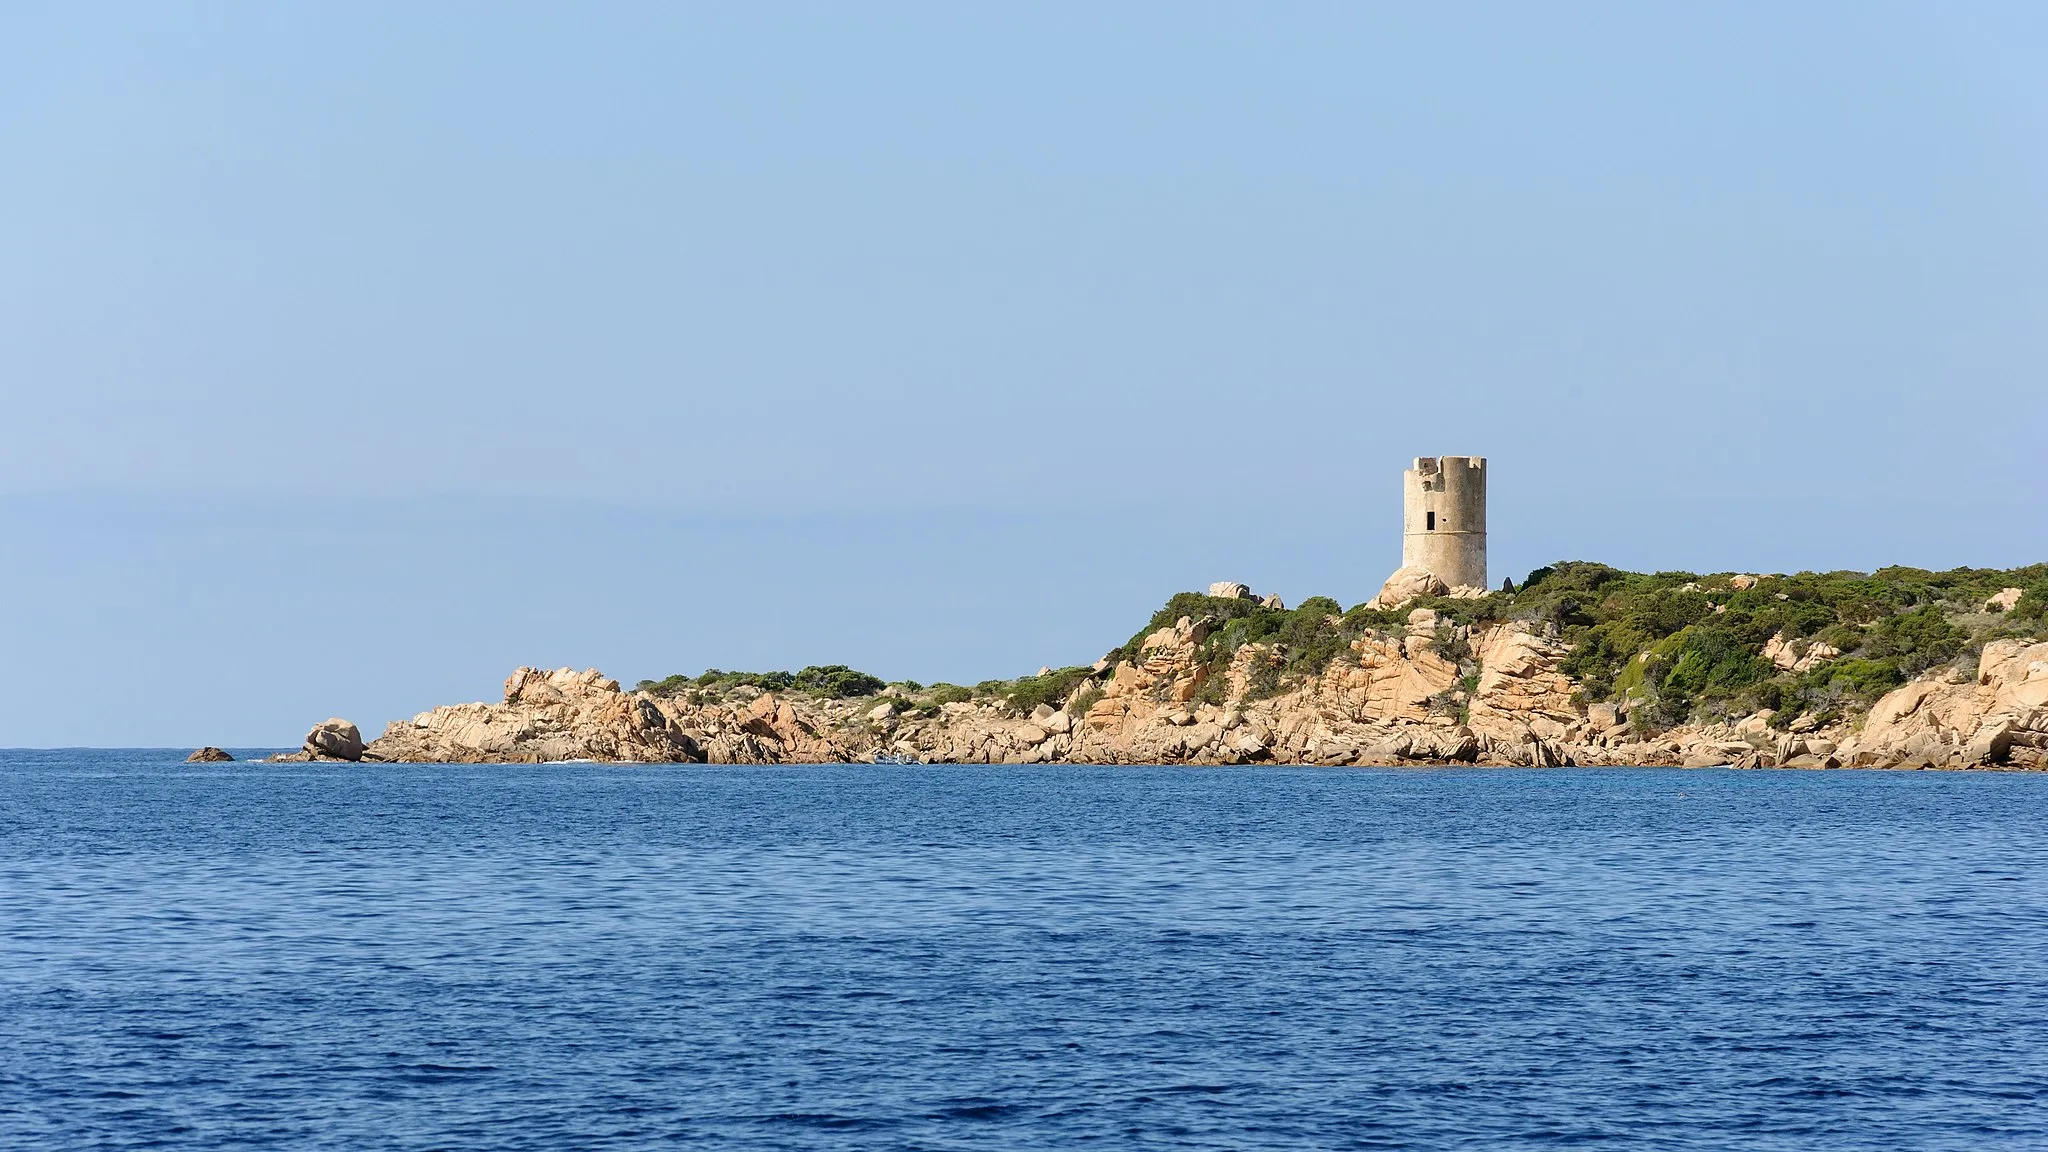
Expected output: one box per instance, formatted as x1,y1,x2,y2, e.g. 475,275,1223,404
1426,511,1436,531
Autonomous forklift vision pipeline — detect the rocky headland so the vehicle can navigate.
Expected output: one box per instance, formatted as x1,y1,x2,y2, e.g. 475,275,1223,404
289,564,2048,771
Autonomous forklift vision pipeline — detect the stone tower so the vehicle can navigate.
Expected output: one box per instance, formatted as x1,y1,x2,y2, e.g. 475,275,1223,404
1402,456,1487,590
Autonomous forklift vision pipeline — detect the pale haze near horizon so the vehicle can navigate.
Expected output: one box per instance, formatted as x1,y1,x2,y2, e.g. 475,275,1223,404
3,3,2043,746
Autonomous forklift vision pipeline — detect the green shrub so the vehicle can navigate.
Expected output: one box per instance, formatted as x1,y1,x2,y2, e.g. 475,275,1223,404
1558,624,1640,701
1067,681,1104,717
1652,625,1776,721
641,665,885,699
1406,594,1510,630
1110,592,1270,664
1816,658,1910,700
1510,561,1634,630
1270,601,1356,677
789,665,887,698
1860,606,1965,675
1341,603,1406,632
1243,648,1287,701
696,668,797,692
1785,657,1907,725
1000,666,1093,715
928,683,973,705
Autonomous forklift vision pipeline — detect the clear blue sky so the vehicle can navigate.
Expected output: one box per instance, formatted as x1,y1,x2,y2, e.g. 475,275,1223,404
3,3,2044,745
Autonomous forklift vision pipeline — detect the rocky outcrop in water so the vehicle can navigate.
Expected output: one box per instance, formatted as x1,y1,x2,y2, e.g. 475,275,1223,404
305,719,364,761
367,668,706,763
267,719,367,763
186,746,234,763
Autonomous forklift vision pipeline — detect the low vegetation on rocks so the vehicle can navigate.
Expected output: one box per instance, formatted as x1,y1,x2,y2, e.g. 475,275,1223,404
1514,562,2048,729
1104,592,1406,706
984,667,1096,717
637,664,888,700
307,563,2048,771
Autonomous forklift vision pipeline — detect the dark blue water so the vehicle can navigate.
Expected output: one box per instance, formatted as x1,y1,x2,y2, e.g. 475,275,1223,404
3,751,2045,1150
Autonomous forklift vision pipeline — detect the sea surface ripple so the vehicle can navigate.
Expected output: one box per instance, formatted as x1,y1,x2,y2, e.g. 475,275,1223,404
2,751,2045,1149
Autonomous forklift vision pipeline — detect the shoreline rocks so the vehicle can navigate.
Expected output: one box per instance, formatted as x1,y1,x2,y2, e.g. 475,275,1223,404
367,668,708,764
295,597,2048,774
1833,640,2048,770
305,632,1762,770
321,648,2048,770
327,645,2047,770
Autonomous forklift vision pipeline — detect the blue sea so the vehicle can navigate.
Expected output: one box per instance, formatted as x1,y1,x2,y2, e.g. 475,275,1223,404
2,751,2045,1150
